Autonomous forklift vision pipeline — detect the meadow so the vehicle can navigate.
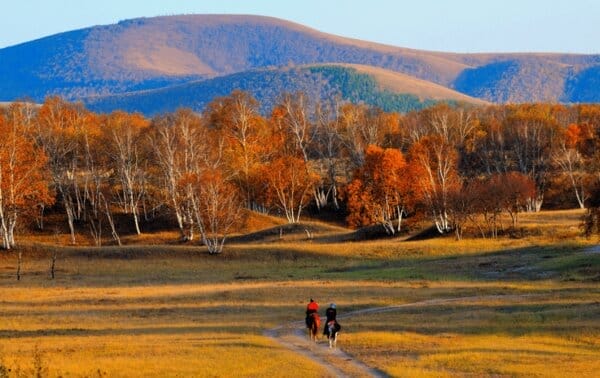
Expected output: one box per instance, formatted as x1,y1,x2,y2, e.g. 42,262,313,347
0,209,598,377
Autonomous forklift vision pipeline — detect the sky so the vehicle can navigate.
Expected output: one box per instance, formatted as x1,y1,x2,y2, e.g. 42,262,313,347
1,0,599,53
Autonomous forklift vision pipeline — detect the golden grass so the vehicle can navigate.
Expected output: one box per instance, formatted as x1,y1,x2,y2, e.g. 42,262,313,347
2,334,328,377
1,269,597,376
0,209,597,376
340,291,600,377
343,332,600,377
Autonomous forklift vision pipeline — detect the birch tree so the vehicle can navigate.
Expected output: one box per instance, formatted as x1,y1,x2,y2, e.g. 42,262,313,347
101,111,150,235
553,123,589,209
150,109,204,241
410,135,461,233
260,156,318,223
204,91,270,210
184,168,241,254
0,104,53,249
34,97,89,244
504,105,560,211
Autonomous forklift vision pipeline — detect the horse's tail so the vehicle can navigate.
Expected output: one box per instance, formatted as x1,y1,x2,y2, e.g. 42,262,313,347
311,313,321,329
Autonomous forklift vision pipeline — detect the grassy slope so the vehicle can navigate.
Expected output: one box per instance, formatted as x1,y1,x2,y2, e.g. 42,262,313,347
0,210,598,376
84,64,486,116
338,63,488,104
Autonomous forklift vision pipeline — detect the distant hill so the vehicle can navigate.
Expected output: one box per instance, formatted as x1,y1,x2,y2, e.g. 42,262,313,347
1,14,600,105
84,64,487,116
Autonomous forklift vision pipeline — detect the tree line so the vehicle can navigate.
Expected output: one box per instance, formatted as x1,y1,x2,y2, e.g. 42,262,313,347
1,91,599,251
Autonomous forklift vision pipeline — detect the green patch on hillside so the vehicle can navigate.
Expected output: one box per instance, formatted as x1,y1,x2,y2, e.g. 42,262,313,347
308,65,439,112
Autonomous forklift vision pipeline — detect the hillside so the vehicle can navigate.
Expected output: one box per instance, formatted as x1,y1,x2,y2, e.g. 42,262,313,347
84,64,487,116
1,14,600,104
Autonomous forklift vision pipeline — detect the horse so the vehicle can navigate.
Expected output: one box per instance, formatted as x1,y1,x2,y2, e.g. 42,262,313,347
325,320,340,348
307,312,321,341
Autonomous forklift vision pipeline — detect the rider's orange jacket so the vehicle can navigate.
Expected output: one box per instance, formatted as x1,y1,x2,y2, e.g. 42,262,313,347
307,302,319,312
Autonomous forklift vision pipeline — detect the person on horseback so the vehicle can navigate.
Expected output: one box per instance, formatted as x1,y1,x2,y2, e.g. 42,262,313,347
305,298,319,327
323,303,341,336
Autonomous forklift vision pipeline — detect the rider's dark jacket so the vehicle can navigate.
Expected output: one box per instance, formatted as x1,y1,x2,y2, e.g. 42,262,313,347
325,307,337,322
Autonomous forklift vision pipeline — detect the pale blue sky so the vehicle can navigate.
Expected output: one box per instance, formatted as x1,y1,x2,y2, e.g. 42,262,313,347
1,0,598,53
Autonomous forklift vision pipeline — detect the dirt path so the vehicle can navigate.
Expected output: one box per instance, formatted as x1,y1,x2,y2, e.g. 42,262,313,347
264,294,537,377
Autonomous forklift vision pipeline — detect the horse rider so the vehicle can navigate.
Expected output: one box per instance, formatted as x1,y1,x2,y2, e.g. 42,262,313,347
324,303,341,335
305,298,319,327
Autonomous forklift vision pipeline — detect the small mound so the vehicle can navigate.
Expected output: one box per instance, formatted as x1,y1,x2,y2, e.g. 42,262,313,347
236,210,287,234
229,221,348,244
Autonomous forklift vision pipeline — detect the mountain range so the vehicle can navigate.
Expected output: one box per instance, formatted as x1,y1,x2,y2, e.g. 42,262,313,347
1,14,599,115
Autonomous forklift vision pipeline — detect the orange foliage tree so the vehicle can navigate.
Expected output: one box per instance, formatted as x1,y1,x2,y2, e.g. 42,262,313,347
259,155,318,223
0,103,54,249
409,135,461,233
150,109,242,250
100,111,150,235
182,168,241,254
553,123,591,209
34,97,93,244
204,91,272,210
345,145,418,234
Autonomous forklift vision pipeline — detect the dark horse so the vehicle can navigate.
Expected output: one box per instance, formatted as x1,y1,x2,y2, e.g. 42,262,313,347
307,312,321,341
325,320,341,348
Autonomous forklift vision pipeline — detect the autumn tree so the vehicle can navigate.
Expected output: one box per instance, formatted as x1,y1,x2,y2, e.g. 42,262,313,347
345,145,417,234
204,91,271,210
259,155,318,223
150,109,205,241
470,172,536,237
0,103,54,249
493,172,536,229
552,123,592,209
446,179,484,240
463,106,511,176
150,109,242,250
583,182,600,237
406,103,478,146
184,167,241,254
271,92,315,161
409,135,461,233
101,111,150,235
310,99,345,209
34,97,93,244
503,104,561,211
337,103,399,170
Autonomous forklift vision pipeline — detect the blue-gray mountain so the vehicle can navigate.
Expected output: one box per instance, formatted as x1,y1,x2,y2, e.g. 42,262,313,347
1,14,599,113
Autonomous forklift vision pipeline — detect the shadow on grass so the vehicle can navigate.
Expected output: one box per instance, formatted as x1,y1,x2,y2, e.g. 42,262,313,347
0,326,274,343
1,242,598,287
324,245,600,282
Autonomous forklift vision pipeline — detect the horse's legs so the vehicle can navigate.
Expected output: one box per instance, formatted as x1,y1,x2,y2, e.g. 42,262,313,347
328,332,337,348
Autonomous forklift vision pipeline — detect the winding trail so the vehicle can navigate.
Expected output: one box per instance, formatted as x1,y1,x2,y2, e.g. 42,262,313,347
264,294,538,377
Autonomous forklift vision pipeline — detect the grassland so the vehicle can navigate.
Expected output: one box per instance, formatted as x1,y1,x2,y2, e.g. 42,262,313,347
0,209,598,377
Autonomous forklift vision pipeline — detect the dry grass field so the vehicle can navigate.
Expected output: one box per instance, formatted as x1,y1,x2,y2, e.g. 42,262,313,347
0,209,598,377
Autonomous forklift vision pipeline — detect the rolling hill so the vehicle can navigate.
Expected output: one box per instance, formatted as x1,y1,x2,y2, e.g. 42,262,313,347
84,64,488,116
1,14,600,108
